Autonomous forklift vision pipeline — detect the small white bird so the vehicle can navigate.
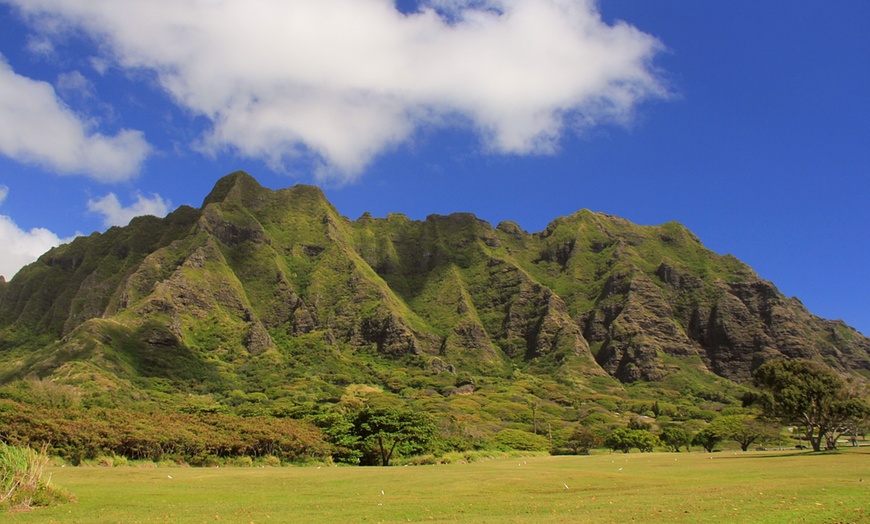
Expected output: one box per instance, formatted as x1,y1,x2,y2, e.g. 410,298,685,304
564,484,569,490
167,475,172,479
381,490,385,495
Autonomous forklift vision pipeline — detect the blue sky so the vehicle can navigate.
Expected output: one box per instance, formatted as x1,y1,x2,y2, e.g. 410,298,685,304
0,1,867,336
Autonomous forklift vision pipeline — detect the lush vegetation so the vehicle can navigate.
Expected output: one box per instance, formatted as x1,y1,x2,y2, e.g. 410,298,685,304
1,443,72,511
0,400,329,466
0,173,867,481
4,449,868,523
751,358,869,451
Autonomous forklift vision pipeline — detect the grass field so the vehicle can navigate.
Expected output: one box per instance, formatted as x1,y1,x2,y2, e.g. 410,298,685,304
7,448,869,523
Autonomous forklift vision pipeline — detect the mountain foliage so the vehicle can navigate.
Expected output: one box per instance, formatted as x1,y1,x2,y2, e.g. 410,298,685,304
0,171,867,462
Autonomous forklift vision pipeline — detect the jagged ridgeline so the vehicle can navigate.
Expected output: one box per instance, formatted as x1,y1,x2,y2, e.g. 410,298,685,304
0,171,867,408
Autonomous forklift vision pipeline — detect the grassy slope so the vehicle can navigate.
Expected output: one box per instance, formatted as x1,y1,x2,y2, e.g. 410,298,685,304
7,449,869,523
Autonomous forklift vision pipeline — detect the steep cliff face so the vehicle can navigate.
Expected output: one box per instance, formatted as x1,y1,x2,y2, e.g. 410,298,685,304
0,172,866,396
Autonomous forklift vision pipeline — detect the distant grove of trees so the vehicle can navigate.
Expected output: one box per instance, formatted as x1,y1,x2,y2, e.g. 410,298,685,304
0,358,866,465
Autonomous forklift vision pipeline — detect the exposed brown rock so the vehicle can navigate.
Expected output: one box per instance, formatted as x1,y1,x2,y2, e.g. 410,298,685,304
1,172,866,394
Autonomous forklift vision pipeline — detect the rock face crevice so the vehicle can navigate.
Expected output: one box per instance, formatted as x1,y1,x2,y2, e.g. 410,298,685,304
0,171,867,389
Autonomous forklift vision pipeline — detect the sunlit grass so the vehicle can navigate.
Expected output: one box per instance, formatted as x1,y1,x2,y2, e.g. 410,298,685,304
7,448,869,523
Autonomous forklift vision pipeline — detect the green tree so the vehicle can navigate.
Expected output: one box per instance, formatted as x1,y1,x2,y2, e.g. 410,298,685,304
659,425,691,452
605,427,659,454
565,426,601,455
692,427,722,453
349,406,435,466
312,412,363,464
752,359,870,452
605,427,634,453
632,430,659,452
709,415,774,452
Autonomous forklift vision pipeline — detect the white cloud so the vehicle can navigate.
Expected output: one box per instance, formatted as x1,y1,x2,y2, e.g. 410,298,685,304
0,56,151,182
56,70,94,99
0,186,72,281
25,35,54,57
10,0,667,182
87,192,171,228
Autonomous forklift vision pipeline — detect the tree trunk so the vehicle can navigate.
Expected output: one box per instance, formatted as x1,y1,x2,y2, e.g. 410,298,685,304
804,426,822,452
377,436,388,466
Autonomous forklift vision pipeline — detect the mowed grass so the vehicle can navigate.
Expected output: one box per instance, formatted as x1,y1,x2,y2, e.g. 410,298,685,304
7,448,869,523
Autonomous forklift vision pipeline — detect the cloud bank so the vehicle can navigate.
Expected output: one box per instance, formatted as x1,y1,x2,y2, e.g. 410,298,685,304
0,56,151,182
87,193,171,228
0,185,71,280
9,0,666,181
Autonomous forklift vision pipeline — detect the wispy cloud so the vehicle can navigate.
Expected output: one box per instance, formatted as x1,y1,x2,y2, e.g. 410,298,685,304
0,55,151,182
87,192,171,228
10,0,667,182
0,186,72,280
56,70,94,100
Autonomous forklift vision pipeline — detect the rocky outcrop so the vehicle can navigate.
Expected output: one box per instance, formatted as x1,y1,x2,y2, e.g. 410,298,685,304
0,171,866,396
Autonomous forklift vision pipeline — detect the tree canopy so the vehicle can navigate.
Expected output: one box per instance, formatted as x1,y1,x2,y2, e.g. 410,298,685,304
709,415,774,452
691,427,722,453
604,427,659,453
752,359,869,452
349,406,435,466
659,425,692,452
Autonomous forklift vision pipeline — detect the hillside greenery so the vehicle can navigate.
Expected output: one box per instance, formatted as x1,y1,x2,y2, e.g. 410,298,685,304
0,171,867,465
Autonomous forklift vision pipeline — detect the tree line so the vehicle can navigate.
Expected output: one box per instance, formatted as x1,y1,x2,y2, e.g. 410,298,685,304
570,359,868,454
0,358,866,465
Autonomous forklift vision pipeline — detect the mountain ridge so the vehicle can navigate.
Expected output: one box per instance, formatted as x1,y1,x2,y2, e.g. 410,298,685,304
0,171,867,412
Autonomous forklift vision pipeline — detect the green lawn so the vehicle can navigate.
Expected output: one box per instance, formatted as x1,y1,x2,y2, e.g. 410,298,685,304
9,448,869,523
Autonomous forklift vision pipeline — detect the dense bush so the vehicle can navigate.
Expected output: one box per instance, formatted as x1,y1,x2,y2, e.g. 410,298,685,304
491,429,551,452
0,400,329,465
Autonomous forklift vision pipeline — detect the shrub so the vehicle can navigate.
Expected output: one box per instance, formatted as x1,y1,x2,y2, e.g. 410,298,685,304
223,456,254,467
1,443,73,511
256,455,282,467
490,429,551,452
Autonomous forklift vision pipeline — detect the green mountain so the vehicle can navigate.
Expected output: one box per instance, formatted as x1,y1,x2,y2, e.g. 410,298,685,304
0,172,867,443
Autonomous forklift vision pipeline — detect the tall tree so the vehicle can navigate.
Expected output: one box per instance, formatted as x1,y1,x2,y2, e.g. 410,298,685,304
350,406,435,466
691,427,722,453
659,425,692,452
752,359,869,452
709,415,773,451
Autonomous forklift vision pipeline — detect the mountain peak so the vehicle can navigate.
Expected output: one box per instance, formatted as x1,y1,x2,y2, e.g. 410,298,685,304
202,171,265,207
